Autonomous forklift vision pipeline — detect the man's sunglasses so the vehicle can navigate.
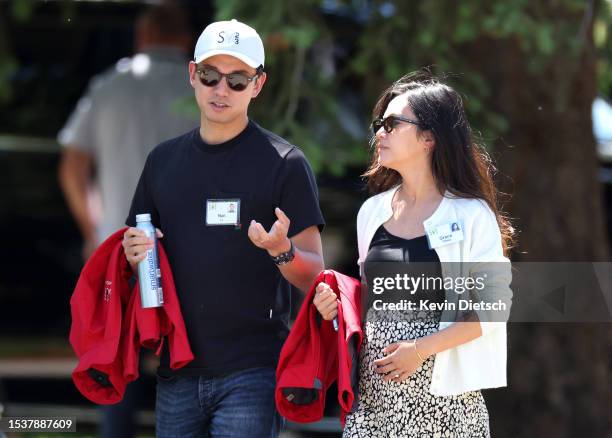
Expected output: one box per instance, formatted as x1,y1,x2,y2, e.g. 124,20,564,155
196,66,260,92
371,115,423,134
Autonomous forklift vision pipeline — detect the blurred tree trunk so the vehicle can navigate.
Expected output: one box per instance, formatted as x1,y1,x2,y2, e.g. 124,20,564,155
466,3,612,437
490,26,608,262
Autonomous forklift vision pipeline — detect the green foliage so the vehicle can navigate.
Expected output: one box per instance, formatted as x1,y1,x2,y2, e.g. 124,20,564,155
596,0,612,97
10,0,36,22
0,56,17,103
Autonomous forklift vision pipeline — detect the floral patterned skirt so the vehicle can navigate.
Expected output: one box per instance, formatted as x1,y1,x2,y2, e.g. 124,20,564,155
343,309,490,438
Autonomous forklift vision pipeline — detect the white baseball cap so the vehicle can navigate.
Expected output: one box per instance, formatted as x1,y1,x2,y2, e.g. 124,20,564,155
194,19,265,69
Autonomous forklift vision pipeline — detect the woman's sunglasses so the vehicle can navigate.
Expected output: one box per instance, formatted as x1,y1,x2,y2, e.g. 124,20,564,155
196,66,260,92
371,115,423,133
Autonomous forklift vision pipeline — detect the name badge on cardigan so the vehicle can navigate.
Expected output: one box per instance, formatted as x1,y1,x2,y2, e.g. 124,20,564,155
206,199,240,226
426,222,464,249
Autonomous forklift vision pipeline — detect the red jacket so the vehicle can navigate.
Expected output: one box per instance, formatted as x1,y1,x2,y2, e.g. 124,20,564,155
275,270,362,425
69,228,193,404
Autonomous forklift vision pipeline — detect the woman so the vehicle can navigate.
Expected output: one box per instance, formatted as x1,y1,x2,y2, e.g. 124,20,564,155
314,73,514,437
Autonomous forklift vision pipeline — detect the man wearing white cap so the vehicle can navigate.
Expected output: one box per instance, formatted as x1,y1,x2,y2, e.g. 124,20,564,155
122,19,325,437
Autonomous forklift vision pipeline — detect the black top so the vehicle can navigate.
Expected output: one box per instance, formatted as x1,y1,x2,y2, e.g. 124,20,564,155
363,225,445,309
126,121,325,377
366,225,440,264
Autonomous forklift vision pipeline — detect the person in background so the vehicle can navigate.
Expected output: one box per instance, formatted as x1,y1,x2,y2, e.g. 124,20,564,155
57,3,197,438
58,2,196,260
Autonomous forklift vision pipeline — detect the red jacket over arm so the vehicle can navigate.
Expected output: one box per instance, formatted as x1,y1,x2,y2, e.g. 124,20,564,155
275,270,362,425
69,228,193,404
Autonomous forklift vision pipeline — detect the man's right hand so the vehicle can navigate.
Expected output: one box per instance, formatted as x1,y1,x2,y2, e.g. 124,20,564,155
122,227,163,271
313,282,338,321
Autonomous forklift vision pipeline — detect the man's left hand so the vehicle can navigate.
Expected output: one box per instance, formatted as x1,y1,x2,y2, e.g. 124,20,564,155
248,207,292,256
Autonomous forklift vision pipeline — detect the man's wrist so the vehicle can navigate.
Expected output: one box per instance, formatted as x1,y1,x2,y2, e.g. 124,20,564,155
268,237,292,257
269,239,295,266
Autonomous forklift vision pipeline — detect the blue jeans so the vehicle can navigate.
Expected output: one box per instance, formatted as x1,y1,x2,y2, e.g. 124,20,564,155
155,367,283,438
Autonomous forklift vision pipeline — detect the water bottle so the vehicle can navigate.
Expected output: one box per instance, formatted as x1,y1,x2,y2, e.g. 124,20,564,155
135,213,163,308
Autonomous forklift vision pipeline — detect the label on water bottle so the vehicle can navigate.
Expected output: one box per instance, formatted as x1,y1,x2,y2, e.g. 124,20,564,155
136,215,163,308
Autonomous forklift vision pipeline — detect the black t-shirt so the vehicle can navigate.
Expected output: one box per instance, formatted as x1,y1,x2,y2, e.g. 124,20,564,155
126,121,325,376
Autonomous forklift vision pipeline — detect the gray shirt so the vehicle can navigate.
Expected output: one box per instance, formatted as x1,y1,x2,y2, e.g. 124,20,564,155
58,47,197,242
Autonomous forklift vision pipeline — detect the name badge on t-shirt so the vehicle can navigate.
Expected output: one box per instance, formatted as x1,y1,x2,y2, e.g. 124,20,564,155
206,199,240,226
426,221,464,249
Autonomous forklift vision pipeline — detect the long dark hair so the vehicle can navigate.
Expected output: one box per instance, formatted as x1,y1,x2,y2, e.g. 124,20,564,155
363,72,515,253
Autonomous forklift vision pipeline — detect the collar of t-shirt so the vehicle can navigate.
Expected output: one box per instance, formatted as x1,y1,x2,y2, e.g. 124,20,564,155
193,120,256,154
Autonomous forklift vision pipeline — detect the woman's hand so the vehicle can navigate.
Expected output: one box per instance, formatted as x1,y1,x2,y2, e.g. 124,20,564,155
313,282,338,321
374,340,427,383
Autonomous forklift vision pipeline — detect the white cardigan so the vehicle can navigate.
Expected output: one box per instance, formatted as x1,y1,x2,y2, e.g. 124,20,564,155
356,186,512,396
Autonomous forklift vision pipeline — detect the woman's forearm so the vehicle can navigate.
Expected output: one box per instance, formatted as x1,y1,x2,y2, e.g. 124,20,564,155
417,312,483,359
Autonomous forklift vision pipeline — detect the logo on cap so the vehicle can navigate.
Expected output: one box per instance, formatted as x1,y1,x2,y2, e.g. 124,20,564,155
217,31,240,46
